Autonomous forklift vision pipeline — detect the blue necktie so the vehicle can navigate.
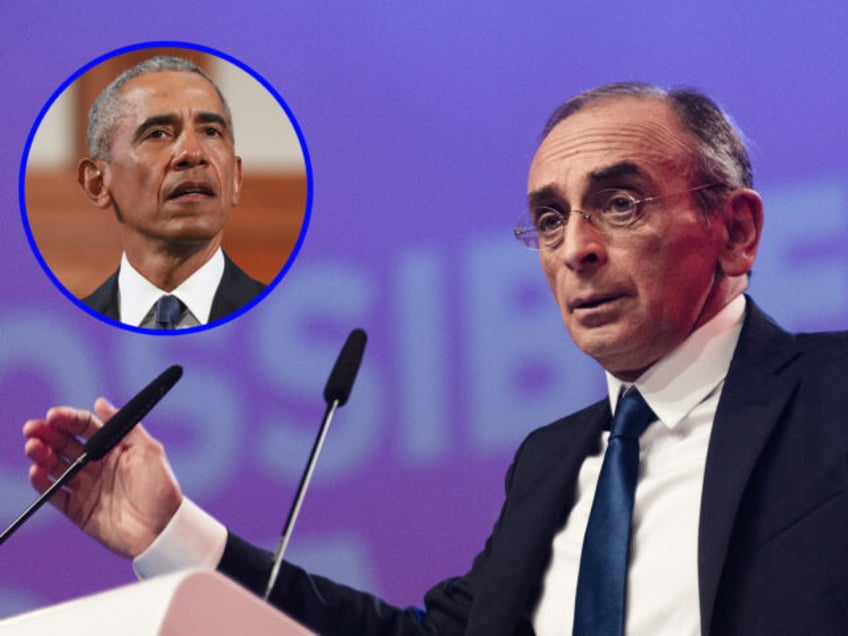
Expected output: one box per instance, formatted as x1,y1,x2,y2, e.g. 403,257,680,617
154,295,183,330
573,388,656,635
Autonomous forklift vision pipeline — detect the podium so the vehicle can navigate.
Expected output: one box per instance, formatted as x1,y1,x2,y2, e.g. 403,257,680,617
0,569,315,635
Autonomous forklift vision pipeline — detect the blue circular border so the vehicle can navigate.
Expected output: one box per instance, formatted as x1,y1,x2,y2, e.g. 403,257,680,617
19,40,314,336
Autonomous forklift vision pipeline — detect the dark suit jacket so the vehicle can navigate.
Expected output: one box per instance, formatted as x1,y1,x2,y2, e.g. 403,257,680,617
219,299,848,635
81,253,265,325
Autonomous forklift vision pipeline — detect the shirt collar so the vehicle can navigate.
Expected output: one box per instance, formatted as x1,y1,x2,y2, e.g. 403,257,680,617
605,295,746,429
117,248,225,327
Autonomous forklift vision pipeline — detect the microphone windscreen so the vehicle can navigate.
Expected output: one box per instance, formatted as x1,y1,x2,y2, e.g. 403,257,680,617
83,365,183,461
323,329,367,406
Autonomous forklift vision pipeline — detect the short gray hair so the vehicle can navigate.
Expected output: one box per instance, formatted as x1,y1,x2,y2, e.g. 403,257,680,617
86,56,234,160
540,82,753,215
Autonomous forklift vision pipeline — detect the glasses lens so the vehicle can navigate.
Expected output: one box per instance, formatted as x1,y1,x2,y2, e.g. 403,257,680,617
513,227,539,250
534,208,565,248
514,207,568,250
596,189,639,228
514,212,542,250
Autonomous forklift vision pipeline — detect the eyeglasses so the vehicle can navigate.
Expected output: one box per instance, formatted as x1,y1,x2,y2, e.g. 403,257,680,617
513,183,723,251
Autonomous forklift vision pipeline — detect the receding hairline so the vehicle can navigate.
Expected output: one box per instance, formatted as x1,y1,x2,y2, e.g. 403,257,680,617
539,91,686,149
533,96,699,177
115,69,232,123
536,82,754,197
86,56,235,160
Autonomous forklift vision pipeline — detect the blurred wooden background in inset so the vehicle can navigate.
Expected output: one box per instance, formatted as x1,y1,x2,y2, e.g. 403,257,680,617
25,171,307,296
24,46,309,298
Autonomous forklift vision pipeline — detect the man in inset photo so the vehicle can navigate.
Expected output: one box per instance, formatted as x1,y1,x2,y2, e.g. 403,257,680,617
77,56,263,329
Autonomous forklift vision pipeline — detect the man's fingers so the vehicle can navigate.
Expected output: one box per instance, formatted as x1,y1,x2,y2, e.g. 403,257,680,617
43,406,103,442
27,463,52,495
27,465,71,514
23,418,86,462
93,397,118,422
24,437,72,476
24,437,56,469
25,437,80,481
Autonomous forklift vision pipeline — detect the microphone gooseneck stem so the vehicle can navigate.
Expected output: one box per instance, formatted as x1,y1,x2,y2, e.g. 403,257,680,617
264,399,340,601
0,452,89,546
0,365,183,548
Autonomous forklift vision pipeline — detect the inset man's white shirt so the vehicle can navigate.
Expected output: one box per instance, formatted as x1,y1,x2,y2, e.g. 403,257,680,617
118,248,225,327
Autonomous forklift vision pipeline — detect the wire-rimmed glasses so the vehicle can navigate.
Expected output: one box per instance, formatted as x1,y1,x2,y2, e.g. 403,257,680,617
514,183,723,251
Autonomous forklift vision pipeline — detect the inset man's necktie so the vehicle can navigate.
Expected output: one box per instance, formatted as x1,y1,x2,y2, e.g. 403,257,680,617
573,388,656,636
154,294,183,330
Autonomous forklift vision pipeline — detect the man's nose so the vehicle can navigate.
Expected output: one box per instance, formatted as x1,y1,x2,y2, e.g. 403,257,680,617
172,130,207,168
559,214,608,272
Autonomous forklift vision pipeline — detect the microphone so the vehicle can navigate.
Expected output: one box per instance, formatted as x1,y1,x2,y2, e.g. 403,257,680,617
0,364,183,546
263,328,367,601
323,328,367,407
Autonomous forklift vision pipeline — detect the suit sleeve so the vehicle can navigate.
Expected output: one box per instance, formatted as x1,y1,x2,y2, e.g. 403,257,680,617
216,458,525,635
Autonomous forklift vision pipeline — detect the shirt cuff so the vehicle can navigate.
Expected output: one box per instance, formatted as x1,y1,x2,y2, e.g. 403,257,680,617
132,497,227,580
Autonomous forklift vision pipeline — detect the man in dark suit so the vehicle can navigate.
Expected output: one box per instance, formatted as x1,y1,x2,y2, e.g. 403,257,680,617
76,56,264,329
24,82,848,634
82,252,265,325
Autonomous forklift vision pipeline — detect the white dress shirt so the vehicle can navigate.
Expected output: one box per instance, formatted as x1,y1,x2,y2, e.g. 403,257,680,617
136,296,747,636
117,248,225,327
532,295,746,635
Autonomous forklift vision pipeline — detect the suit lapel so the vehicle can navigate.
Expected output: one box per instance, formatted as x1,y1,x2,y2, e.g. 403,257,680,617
208,253,266,322
83,255,264,325
697,299,801,635
81,270,120,321
468,400,609,635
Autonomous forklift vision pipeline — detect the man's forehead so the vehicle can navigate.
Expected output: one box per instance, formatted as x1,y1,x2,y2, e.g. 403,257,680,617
528,97,693,190
116,70,227,119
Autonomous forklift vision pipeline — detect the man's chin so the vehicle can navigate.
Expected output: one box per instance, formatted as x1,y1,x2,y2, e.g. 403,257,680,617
151,225,226,254
160,215,228,242
569,324,643,371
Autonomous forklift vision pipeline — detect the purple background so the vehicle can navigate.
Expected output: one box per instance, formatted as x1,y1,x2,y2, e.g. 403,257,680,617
1,1,847,618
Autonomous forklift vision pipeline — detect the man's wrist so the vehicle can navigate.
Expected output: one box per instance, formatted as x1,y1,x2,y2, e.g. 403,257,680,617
133,497,227,580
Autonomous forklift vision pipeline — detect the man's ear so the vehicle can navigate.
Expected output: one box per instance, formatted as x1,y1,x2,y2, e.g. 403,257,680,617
717,188,764,277
77,158,113,209
230,155,243,207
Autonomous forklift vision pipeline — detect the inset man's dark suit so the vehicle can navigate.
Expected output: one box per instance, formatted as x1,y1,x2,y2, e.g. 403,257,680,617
218,299,848,635
81,253,265,325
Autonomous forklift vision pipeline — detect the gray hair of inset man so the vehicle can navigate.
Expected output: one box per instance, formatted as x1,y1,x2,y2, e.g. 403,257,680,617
540,81,753,215
86,55,234,160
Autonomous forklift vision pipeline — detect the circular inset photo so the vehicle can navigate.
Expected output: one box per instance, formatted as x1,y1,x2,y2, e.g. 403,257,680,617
21,42,312,334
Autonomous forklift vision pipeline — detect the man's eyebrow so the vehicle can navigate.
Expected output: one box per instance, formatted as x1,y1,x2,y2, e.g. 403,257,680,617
528,162,652,210
527,185,562,209
528,162,649,207
133,113,179,140
133,111,231,141
195,111,230,130
588,161,646,184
